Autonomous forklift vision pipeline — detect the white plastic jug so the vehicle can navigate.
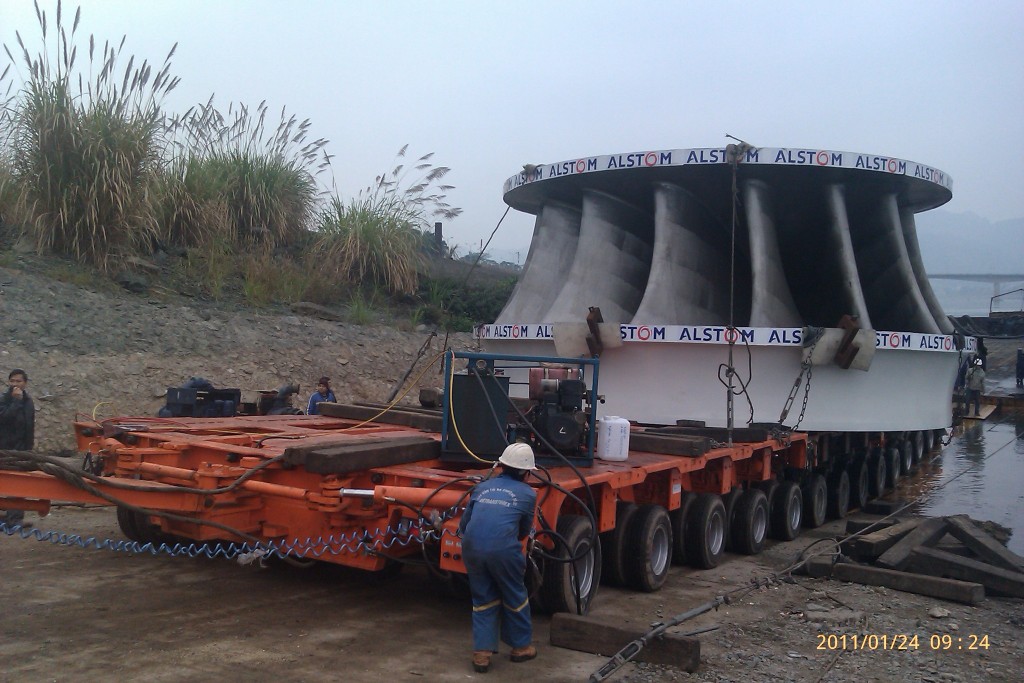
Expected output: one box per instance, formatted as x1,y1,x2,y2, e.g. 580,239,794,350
597,415,630,461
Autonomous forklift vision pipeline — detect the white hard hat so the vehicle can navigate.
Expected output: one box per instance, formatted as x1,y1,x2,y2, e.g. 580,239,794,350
498,442,537,471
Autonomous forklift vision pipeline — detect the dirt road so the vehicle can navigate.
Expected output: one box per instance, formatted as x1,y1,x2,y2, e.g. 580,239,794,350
2,502,1020,683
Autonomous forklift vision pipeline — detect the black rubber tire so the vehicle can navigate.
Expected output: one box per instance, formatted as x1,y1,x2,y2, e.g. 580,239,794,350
801,474,827,528
909,432,924,465
539,514,602,615
669,492,697,566
826,468,850,520
684,493,726,569
868,448,887,498
116,506,144,542
898,438,913,474
924,429,935,453
885,447,901,490
600,502,638,586
624,505,673,592
754,479,780,512
849,458,870,511
730,489,769,555
770,481,802,541
117,507,173,545
722,489,742,551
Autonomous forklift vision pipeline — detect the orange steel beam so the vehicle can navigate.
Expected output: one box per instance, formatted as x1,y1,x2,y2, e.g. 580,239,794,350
0,471,204,512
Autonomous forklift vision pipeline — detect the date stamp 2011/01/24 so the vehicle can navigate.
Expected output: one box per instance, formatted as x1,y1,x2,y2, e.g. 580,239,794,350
816,633,991,651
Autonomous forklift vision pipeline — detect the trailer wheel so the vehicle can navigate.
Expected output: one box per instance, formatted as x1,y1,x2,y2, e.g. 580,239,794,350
801,474,827,528
898,438,913,474
909,431,924,465
754,479,779,508
624,505,673,592
771,481,802,540
722,488,742,551
685,493,726,569
116,506,144,542
868,448,887,498
117,507,173,546
669,492,696,565
885,447,901,490
600,501,638,586
731,489,769,555
924,429,935,453
849,459,870,511
540,514,601,615
826,469,850,519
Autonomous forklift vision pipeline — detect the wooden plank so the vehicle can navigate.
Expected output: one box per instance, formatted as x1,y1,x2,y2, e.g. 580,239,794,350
318,402,443,431
945,515,1024,573
802,556,837,578
961,404,996,421
845,518,898,534
629,433,711,457
909,547,1024,598
284,436,440,474
829,563,985,605
651,425,771,443
852,519,923,560
549,613,700,672
875,517,949,570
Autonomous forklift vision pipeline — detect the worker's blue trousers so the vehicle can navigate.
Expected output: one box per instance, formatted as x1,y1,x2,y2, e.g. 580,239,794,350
464,545,532,652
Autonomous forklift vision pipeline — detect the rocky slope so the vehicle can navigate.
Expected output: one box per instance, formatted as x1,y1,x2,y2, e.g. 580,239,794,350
0,257,475,452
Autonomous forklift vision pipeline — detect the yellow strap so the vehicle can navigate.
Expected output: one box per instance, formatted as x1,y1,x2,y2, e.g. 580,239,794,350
473,599,501,612
505,598,530,613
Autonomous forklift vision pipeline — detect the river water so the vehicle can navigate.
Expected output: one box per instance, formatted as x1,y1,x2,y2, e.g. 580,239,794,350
904,411,1024,555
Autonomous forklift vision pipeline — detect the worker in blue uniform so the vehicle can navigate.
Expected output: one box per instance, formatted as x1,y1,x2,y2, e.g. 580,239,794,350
458,442,539,673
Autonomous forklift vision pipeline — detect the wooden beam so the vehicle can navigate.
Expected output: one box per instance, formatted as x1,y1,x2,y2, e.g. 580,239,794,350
318,402,443,431
852,519,923,560
550,613,700,672
909,547,1024,598
945,515,1024,574
284,436,440,474
630,433,711,457
844,518,898,534
876,517,948,570
829,563,984,605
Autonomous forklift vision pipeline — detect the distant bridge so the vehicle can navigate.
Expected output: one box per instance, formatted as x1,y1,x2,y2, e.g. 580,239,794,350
929,274,1024,298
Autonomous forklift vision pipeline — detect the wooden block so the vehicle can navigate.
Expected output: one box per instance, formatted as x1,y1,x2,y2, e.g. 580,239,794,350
852,519,923,559
909,547,1024,598
801,555,837,578
945,515,1024,574
318,402,443,431
284,436,440,474
845,518,897,534
830,563,984,605
876,517,948,570
630,433,711,457
655,425,770,443
550,612,700,672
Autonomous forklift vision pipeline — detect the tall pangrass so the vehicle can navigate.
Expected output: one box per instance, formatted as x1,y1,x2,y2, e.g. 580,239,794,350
163,98,328,251
312,145,462,296
1,1,176,269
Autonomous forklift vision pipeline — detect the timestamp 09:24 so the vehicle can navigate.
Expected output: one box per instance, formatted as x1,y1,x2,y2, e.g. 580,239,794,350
816,633,992,651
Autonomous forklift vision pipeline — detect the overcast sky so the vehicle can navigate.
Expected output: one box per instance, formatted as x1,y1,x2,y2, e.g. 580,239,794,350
2,0,1021,263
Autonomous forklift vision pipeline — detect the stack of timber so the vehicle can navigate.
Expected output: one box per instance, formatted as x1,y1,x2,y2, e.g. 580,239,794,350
804,514,1024,605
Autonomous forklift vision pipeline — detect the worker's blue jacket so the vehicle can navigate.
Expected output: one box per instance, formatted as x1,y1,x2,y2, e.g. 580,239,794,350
459,473,536,553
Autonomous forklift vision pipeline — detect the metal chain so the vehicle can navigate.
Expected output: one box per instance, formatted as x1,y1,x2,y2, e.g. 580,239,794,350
792,356,814,432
